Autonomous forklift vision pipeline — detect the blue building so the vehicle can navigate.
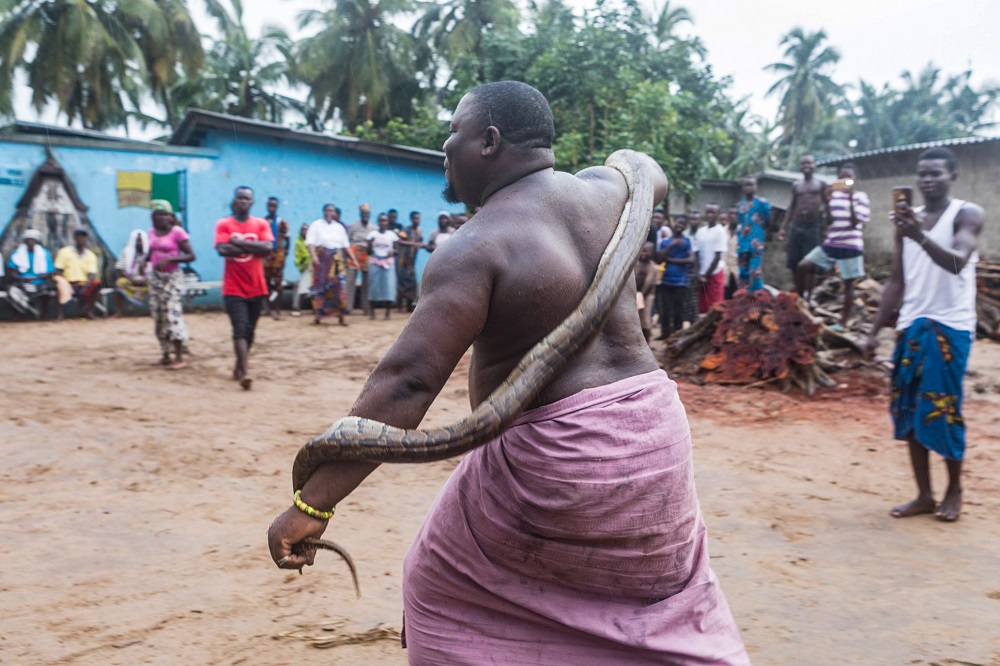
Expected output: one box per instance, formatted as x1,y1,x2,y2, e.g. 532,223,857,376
0,110,449,302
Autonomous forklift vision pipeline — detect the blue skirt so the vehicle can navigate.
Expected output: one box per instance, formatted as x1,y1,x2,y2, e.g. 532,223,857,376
890,318,972,460
368,262,397,303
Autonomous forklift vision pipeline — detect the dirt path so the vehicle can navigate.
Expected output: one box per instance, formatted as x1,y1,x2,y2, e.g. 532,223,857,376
1,313,998,665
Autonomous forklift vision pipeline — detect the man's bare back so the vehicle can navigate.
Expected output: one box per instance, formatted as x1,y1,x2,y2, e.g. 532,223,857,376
440,167,660,409
268,81,668,571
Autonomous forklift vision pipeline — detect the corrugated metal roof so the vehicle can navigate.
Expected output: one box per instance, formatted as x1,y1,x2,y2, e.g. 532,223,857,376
816,135,1000,166
2,121,157,145
169,109,445,166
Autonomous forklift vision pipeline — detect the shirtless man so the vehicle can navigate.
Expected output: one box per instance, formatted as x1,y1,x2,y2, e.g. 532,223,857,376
267,81,747,664
779,154,827,292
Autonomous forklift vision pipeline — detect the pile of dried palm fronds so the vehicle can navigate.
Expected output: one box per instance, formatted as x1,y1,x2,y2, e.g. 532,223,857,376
665,290,874,396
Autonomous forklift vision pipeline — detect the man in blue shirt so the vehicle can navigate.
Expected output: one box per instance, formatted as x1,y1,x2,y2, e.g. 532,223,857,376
655,214,694,339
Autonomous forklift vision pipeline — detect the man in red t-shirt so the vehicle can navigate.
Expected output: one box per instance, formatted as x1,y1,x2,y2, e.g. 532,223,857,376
215,186,274,390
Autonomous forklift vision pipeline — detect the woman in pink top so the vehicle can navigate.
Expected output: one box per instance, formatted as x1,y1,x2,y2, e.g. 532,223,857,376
147,200,196,369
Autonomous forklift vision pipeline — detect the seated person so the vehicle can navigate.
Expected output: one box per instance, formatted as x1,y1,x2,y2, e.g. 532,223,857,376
54,228,102,320
6,229,55,318
113,229,151,317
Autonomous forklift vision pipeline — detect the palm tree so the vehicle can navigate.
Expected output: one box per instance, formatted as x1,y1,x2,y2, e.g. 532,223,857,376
0,0,203,129
172,0,303,124
137,0,205,128
297,0,419,129
649,0,691,49
764,28,844,167
413,0,519,85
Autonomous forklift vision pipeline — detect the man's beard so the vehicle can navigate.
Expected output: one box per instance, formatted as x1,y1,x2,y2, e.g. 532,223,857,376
442,180,462,204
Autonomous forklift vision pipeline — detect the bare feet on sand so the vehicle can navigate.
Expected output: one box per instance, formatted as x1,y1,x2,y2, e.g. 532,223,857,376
890,496,936,518
935,489,962,522
239,376,253,390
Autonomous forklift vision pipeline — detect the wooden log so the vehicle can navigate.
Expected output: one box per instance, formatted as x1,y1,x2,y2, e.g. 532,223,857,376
667,308,722,356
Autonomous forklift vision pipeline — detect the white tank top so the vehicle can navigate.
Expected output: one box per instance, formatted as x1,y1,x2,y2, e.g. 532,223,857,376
897,198,977,333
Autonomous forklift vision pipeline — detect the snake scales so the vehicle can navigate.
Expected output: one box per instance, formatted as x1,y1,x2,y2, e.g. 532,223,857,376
289,150,656,584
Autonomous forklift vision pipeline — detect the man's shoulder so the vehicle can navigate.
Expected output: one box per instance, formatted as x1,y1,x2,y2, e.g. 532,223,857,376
957,201,985,226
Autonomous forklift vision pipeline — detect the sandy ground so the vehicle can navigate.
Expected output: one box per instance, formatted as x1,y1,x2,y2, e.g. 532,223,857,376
1,311,999,666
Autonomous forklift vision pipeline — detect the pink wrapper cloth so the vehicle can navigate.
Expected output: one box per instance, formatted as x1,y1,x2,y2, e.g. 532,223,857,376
402,369,749,665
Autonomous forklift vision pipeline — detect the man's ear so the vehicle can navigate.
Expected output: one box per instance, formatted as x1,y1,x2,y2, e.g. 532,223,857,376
482,126,500,157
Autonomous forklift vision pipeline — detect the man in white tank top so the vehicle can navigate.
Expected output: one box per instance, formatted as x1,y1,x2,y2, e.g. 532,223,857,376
864,147,984,522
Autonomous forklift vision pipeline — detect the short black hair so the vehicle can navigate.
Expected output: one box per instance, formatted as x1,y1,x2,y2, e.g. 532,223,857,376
410,210,420,218
234,185,253,195
467,81,555,150
323,203,335,211
918,147,957,173
839,161,856,171
268,196,278,202
73,228,89,236
388,208,397,214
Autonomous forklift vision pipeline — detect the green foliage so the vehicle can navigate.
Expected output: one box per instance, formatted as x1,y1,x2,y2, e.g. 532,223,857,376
343,104,450,149
0,0,203,129
296,0,419,129
3,0,995,190
170,0,304,126
846,66,999,153
764,28,845,168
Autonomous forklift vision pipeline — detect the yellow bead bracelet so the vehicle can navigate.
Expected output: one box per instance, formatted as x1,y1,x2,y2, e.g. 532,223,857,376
293,489,335,520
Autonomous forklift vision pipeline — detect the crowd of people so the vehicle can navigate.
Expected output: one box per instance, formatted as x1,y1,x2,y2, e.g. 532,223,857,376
636,156,873,339
1,187,469,388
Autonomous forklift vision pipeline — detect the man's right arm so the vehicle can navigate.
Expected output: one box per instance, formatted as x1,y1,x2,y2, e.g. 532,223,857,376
268,233,497,570
865,229,905,358
297,234,495,508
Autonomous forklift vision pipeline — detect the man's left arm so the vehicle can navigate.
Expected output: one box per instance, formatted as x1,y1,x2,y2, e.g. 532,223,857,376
896,203,984,275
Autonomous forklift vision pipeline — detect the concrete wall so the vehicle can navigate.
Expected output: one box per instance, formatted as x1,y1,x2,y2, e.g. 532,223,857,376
850,142,1000,261
0,132,450,296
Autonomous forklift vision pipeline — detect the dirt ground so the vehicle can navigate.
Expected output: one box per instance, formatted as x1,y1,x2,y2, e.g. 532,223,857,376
1,312,999,666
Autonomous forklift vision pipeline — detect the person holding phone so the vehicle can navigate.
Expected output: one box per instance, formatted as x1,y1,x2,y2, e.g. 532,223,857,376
864,147,984,523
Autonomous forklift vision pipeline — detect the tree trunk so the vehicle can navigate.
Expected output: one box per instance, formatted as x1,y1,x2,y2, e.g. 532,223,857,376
161,88,176,130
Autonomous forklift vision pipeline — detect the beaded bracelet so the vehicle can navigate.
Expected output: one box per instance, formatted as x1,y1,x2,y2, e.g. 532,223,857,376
293,490,335,520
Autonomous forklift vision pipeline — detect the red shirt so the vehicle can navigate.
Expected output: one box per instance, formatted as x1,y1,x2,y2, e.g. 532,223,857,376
214,215,274,298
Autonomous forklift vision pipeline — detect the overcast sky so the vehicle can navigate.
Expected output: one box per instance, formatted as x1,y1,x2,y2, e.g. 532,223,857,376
12,0,1000,134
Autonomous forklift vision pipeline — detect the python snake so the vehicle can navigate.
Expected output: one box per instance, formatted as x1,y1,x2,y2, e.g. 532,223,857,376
288,150,656,582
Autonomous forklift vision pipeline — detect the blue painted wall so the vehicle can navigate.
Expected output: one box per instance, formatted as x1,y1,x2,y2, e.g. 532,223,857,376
0,131,449,297
193,128,448,287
